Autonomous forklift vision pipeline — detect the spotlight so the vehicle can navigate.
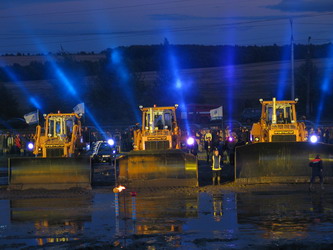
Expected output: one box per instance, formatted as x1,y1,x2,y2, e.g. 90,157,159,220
176,79,182,89
27,143,34,150
310,135,318,143
108,139,115,146
187,137,195,146
228,137,234,142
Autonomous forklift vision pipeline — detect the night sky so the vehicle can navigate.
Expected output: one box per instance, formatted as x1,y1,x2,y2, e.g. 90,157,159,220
1,0,333,53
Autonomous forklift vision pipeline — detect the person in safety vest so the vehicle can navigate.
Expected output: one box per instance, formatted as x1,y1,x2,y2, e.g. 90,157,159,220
309,154,324,191
211,149,222,185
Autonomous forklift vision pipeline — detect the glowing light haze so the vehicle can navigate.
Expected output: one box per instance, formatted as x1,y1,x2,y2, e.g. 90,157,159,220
0,0,333,53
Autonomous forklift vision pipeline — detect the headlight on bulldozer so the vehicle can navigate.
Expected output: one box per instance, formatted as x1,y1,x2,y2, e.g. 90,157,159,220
254,137,260,142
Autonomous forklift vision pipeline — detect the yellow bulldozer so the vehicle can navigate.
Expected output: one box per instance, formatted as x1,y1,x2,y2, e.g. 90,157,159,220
132,105,181,151
8,112,91,190
250,97,307,143
118,105,198,187
235,97,333,182
33,112,84,157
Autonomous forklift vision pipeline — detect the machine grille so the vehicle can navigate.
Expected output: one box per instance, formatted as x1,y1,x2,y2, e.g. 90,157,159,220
46,148,63,157
145,141,170,150
272,135,296,142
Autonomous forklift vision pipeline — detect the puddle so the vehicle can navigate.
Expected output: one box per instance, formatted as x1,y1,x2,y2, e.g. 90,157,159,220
1,188,333,248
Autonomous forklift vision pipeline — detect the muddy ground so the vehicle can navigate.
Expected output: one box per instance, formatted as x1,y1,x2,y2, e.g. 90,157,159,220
1,158,333,249
1,181,333,249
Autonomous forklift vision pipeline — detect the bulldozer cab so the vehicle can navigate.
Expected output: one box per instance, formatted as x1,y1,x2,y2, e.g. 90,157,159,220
46,116,74,138
142,107,176,132
264,103,295,125
46,115,78,140
34,113,83,157
251,98,306,143
133,105,180,151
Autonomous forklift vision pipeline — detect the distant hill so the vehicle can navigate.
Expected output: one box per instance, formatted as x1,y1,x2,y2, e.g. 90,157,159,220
139,58,333,120
0,54,105,67
0,43,331,70
4,57,332,121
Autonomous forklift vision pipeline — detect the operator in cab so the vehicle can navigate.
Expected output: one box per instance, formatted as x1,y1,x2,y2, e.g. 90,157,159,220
277,112,285,124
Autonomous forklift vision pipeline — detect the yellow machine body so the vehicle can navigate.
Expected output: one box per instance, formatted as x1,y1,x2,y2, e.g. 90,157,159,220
8,112,91,190
33,113,83,157
119,105,198,187
250,98,307,143
235,98,333,181
133,105,181,151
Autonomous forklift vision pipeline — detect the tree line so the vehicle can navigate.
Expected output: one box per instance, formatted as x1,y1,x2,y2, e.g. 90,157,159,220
0,42,332,125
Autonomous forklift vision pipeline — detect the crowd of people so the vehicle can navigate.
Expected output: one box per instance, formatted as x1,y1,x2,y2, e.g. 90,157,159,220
186,125,333,163
308,127,333,144
0,132,35,156
1,123,333,157
185,126,249,164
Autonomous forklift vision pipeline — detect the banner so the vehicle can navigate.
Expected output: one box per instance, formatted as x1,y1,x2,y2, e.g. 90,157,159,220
210,106,223,120
24,110,39,124
73,103,85,114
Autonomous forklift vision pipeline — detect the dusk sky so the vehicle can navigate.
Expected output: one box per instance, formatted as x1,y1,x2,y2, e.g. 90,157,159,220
1,0,333,53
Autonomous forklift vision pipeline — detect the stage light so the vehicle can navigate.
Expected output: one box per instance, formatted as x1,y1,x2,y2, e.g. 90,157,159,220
108,139,115,146
187,137,195,146
310,135,318,143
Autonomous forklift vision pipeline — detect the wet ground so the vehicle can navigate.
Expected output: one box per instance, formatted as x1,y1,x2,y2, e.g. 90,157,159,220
1,154,333,249
1,183,333,249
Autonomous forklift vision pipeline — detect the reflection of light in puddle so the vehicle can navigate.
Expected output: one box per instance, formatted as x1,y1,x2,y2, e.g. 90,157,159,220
1,189,333,248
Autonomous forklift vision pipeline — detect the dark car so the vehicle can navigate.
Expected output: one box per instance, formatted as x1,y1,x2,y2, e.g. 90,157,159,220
91,141,117,164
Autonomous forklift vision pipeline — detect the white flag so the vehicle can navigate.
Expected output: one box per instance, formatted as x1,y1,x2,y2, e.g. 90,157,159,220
210,106,223,120
73,103,85,114
24,110,39,124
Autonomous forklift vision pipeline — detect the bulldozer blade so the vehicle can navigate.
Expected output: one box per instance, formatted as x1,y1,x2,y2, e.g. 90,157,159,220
8,157,92,190
235,142,333,182
118,149,198,187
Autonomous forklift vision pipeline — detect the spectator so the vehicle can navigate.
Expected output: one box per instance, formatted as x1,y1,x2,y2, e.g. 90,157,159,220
7,133,14,154
195,130,202,152
14,134,22,155
0,133,5,155
205,137,213,163
309,154,324,191
329,127,333,144
212,130,220,149
204,130,212,141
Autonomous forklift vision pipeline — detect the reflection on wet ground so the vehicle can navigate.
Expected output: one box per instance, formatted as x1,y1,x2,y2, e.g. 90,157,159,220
1,186,333,248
